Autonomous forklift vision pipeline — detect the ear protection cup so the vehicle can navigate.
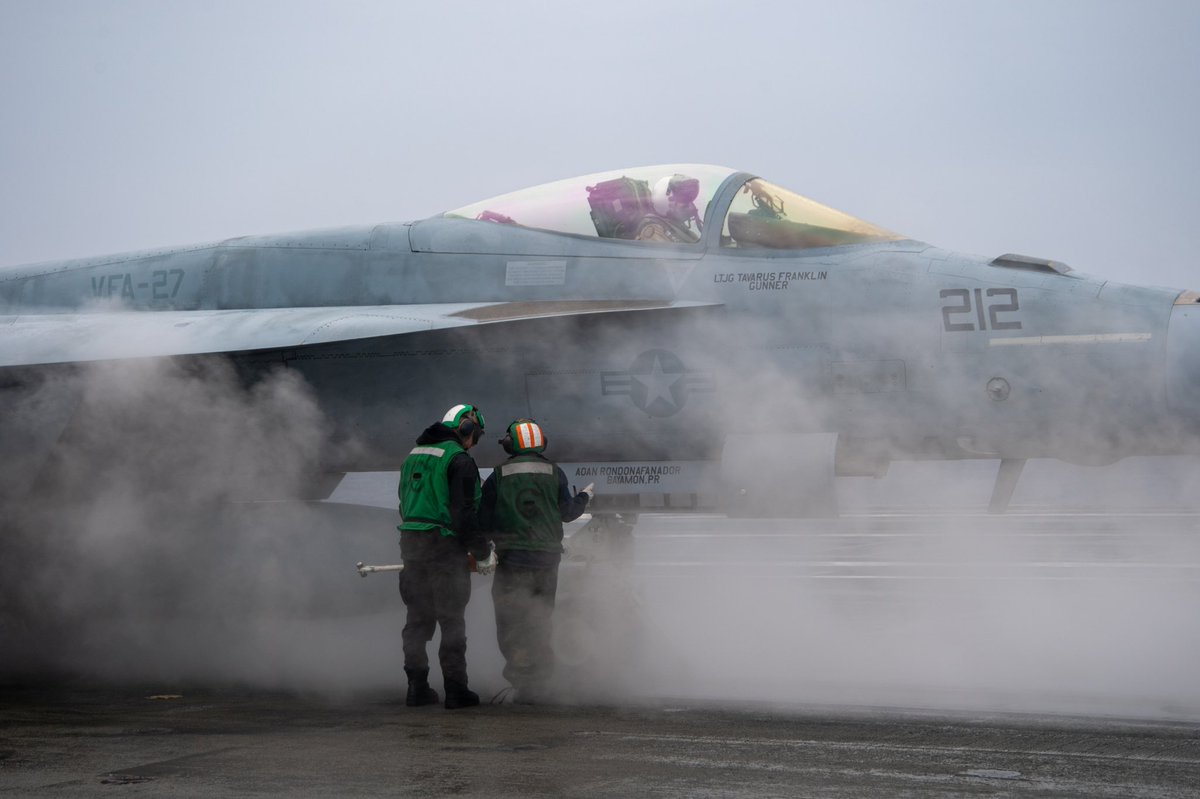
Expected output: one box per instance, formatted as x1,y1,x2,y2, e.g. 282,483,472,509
442,404,485,444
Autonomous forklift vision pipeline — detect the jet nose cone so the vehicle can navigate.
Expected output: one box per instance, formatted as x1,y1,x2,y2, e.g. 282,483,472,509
1167,295,1200,429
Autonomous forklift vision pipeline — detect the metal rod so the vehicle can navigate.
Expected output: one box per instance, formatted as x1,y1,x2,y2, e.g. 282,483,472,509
356,561,404,577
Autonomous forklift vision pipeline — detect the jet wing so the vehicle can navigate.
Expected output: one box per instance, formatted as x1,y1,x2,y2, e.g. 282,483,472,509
0,300,719,368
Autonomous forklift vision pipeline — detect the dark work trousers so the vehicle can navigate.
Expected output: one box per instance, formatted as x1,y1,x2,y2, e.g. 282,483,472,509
398,556,472,686
491,558,559,688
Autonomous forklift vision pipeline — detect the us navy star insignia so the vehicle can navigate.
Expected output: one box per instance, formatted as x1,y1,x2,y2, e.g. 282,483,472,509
600,349,715,417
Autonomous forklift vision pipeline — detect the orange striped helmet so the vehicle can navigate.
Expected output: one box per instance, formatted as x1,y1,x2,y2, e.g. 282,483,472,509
500,418,547,454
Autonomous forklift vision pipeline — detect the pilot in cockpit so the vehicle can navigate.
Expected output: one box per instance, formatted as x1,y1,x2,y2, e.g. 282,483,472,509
648,174,704,240
586,172,704,243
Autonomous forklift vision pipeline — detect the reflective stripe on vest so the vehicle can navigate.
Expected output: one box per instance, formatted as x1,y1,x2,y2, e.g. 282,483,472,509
410,446,448,458
498,461,554,477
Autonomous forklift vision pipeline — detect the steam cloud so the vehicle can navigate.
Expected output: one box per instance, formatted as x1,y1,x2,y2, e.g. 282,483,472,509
1,333,1198,723
0,356,404,691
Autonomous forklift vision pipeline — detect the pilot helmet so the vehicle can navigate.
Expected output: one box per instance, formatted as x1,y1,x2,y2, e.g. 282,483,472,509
442,403,486,444
652,174,701,218
500,418,547,455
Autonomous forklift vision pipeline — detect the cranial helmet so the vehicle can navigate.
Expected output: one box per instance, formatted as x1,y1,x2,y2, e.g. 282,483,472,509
500,418,547,455
442,403,486,443
651,174,702,218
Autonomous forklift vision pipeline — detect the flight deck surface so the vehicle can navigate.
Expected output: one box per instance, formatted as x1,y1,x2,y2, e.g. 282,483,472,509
3,506,1199,796
2,686,1199,798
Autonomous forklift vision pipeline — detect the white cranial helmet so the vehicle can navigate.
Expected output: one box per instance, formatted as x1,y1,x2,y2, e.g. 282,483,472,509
652,174,701,217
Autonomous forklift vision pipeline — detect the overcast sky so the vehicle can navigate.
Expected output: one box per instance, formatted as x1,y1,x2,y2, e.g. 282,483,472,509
1,0,1196,290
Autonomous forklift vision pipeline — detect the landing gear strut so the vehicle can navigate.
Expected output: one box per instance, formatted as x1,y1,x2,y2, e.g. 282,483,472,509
989,458,1026,513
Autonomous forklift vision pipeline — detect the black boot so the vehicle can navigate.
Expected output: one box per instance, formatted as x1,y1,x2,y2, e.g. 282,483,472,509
443,680,480,709
405,668,439,707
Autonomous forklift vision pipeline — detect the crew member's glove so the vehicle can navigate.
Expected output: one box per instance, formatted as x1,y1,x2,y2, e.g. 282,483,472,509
580,482,595,499
475,542,498,576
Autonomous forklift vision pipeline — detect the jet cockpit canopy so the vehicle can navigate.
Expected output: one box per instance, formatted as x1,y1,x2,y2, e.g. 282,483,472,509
445,164,904,251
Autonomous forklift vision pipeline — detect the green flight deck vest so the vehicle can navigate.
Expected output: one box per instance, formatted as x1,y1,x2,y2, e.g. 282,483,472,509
398,440,480,537
492,455,563,552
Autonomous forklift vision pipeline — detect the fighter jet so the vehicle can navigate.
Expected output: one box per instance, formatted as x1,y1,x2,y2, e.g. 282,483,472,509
1,164,1197,516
